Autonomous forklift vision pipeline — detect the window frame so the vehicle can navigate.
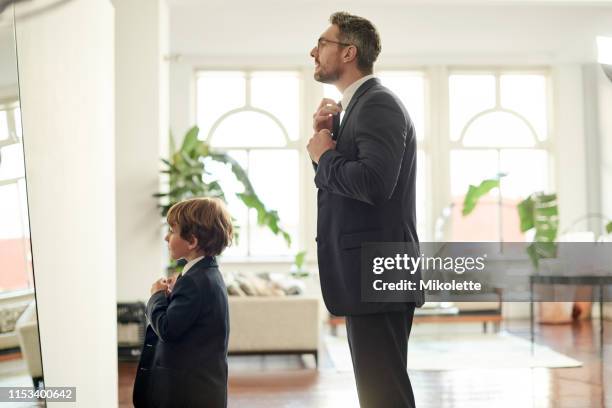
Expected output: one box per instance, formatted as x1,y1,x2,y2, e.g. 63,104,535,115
194,68,304,261
443,67,555,242
191,65,555,263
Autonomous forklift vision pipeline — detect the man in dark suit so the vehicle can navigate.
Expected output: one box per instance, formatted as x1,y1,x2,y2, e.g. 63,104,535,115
307,12,424,408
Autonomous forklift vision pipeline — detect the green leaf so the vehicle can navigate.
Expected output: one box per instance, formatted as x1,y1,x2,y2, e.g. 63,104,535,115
294,251,307,269
527,241,558,268
517,196,535,232
156,125,294,250
606,221,612,234
462,179,500,216
181,126,200,153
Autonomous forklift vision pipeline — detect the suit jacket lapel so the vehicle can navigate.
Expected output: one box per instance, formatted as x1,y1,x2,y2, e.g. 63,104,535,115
336,77,380,142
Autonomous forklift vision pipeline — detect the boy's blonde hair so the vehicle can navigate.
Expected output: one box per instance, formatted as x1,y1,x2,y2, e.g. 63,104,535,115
166,197,233,257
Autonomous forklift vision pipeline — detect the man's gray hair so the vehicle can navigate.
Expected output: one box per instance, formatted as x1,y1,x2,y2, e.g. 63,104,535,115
330,12,381,74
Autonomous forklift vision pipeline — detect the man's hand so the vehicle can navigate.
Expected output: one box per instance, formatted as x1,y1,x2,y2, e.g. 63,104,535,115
313,98,341,132
150,278,169,295
307,129,336,164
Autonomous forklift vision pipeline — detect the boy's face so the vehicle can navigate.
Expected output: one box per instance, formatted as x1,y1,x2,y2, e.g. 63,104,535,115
165,223,195,260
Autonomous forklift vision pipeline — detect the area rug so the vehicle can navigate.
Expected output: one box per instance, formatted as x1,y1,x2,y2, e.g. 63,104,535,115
325,332,582,372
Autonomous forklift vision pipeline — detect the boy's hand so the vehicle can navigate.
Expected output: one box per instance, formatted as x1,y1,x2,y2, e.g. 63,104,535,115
150,278,169,295
166,274,179,295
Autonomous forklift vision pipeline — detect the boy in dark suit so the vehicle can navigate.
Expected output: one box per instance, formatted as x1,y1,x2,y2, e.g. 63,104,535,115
133,197,233,408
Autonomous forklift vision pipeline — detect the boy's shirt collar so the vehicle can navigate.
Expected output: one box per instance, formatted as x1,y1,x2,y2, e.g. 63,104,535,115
181,255,217,275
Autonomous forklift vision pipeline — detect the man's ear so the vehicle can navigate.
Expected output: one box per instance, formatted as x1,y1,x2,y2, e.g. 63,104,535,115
343,45,358,64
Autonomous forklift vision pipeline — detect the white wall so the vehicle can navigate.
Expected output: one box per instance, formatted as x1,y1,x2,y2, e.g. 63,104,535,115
170,4,612,63
114,0,169,302
15,0,117,406
598,66,612,319
554,65,589,231
600,70,612,225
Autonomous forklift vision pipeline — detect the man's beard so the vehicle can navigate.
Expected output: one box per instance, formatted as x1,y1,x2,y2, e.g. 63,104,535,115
314,65,340,84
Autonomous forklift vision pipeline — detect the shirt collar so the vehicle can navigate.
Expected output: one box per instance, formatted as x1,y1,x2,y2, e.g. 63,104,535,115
182,255,205,274
341,74,376,111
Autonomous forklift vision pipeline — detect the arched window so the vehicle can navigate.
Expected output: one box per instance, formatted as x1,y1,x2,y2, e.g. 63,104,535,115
197,71,299,258
448,72,551,242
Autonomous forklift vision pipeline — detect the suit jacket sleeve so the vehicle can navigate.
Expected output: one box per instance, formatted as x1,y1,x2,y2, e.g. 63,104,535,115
314,93,406,206
146,274,201,342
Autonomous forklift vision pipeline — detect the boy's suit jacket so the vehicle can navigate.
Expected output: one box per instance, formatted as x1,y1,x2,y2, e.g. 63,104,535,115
314,77,425,316
133,256,229,408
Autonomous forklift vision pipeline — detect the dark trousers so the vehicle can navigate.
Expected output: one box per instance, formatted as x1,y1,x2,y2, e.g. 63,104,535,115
345,306,416,408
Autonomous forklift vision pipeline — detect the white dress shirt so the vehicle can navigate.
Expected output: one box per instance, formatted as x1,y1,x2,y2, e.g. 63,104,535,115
340,74,376,123
182,255,205,274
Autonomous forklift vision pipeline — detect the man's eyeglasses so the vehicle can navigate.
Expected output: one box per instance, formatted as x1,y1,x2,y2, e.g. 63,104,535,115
316,37,351,50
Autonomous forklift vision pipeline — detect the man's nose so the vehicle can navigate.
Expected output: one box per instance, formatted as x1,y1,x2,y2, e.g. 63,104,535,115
310,46,317,58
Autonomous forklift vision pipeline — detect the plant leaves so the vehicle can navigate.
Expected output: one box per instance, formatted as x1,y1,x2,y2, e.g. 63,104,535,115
462,178,500,216
517,196,535,232
606,221,612,235
294,251,307,269
155,126,293,249
181,126,200,154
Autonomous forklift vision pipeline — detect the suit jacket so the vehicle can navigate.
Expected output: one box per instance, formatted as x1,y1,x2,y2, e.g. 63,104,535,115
133,256,229,408
314,77,425,316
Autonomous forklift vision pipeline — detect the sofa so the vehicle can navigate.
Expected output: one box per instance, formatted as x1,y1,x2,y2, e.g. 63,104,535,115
0,290,34,353
16,301,43,385
227,296,320,365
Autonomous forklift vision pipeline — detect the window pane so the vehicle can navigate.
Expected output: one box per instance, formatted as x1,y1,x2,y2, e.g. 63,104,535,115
197,72,246,140
450,149,548,241
0,110,8,141
499,149,548,199
210,111,286,148
14,107,22,139
0,143,25,180
449,149,499,241
0,180,29,239
450,149,499,197
449,74,496,141
247,150,298,256
462,111,536,148
251,72,300,141
0,180,32,291
501,74,548,141
379,72,426,142
203,150,248,258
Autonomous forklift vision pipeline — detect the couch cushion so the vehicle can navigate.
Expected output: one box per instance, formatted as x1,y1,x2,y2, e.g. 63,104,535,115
0,303,28,334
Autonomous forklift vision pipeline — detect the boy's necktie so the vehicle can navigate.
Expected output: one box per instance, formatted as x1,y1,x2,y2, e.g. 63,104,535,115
331,101,342,141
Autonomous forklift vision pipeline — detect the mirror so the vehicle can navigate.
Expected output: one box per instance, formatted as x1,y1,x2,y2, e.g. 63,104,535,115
0,2,45,401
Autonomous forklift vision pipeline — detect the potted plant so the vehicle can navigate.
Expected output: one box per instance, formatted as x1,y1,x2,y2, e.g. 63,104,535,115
154,126,292,271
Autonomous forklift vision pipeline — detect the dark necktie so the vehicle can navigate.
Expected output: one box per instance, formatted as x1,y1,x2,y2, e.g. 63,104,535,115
331,101,342,141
